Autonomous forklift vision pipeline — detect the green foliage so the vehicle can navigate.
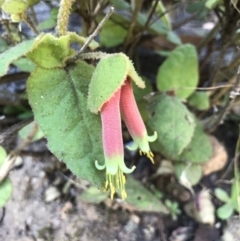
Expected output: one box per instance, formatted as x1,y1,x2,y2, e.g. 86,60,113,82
0,146,7,166
79,177,169,213
215,188,230,202
79,187,109,204
0,146,13,208
188,91,210,110
137,12,169,36
215,179,240,220
0,0,225,202
27,0,40,7
157,44,198,99
13,57,35,72
0,38,35,77
174,163,202,186
216,203,234,220
0,38,8,53
205,0,223,9
178,123,212,163
37,8,58,31
0,178,13,208
18,122,44,142
147,94,195,159
125,176,169,213
88,53,145,113
98,13,128,48
27,61,105,188
155,1,171,30
186,2,208,19
2,0,28,14
26,33,75,68
109,0,131,10
27,33,98,69
165,199,181,220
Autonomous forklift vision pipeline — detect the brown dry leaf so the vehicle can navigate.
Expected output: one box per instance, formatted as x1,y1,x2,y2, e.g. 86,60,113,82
202,136,227,175
184,189,215,225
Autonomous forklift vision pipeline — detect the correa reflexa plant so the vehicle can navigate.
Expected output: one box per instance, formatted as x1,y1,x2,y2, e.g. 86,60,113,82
0,0,157,200
88,53,157,199
0,0,213,204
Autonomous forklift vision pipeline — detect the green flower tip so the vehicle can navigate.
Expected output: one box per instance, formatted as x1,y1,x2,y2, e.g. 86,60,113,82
127,131,157,163
95,156,135,200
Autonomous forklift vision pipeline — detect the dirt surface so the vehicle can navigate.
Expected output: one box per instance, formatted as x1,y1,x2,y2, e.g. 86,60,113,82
0,154,163,241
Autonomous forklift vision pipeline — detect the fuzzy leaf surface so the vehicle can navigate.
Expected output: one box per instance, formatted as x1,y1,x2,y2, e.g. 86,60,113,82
88,53,144,113
217,203,234,220
215,188,230,203
147,94,195,159
98,14,128,47
178,123,212,163
0,147,12,208
79,186,109,204
174,163,202,186
125,176,169,213
0,178,13,208
27,61,105,188
188,91,210,110
157,44,198,99
0,39,35,77
27,33,98,69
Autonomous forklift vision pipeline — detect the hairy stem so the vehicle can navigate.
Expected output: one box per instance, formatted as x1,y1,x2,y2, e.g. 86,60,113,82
56,0,75,36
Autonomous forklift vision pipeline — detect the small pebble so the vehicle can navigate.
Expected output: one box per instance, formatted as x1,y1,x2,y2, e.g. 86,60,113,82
44,186,60,203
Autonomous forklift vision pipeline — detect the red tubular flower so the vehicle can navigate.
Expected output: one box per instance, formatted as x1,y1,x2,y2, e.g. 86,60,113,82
95,88,135,199
88,53,157,199
120,77,157,163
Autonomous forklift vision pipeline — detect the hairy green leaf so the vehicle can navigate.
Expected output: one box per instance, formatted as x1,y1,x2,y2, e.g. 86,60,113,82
0,39,35,77
0,146,7,166
88,53,145,113
79,186,109,204
174,163,202,186
155,1,171,30
109,0,131,10
178,123,212,163
27,33,98,69
215,188,230,203
13,57,35,72
147,94,195,159
27,61,105,188
188,91,210,110
217,203,234,220
18,122,44,142
125,176,169,213
157,44,198,99
0,37,8,53
98,14,128,47
0,178,13,208
2,0,28,14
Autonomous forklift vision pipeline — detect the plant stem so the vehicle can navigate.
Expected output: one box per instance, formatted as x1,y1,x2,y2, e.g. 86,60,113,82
56,0,75,36
124,0,144,51
207,65,240,132
0,117,33,144
127,0,159,57
70,6,114,62
23,14,39,35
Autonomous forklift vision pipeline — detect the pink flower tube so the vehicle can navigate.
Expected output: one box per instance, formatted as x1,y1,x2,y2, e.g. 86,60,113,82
120,77,157,163
95,88,135,199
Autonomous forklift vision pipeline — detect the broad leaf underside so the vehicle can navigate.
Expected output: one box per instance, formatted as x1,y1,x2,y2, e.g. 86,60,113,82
27,61,105,188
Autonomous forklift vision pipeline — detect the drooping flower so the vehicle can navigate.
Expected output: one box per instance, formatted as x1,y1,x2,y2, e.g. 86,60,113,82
88,53,157,199
95,88,135,199
120,77,157,163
